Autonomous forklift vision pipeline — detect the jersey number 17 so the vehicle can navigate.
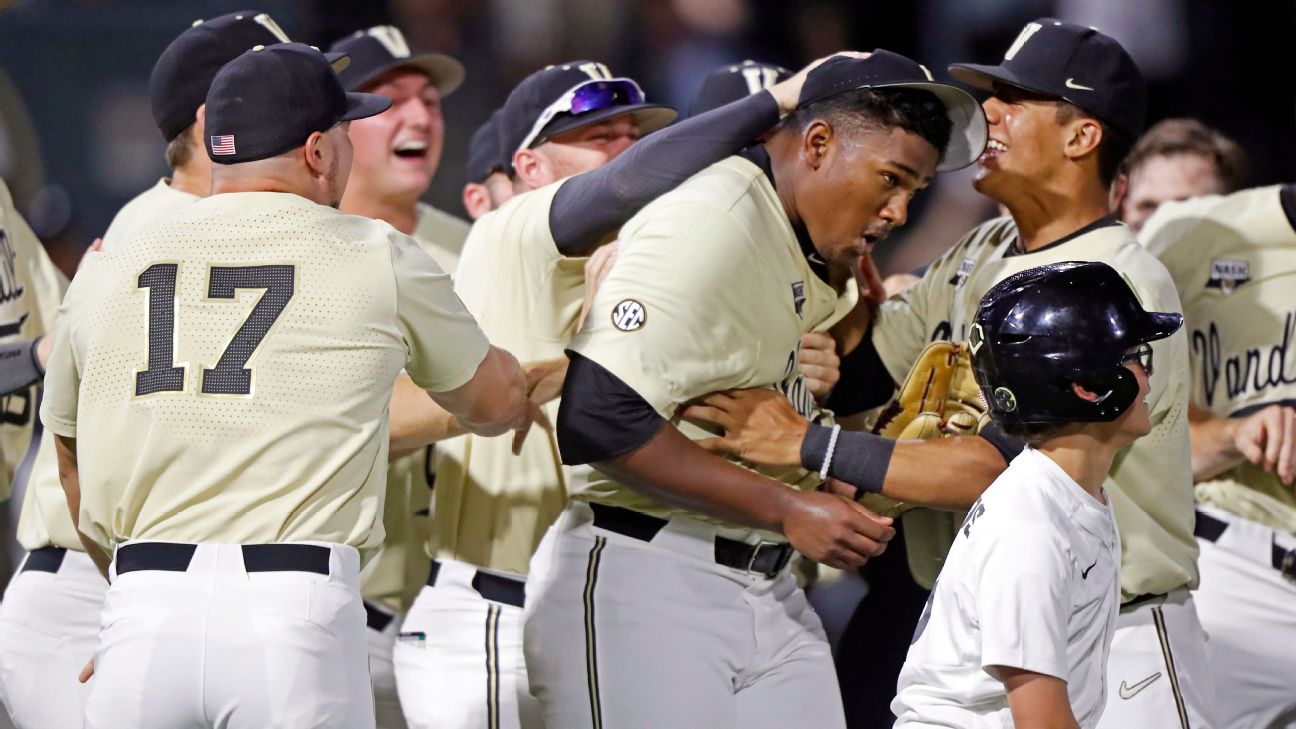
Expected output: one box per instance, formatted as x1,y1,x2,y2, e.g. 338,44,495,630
135,263,295,397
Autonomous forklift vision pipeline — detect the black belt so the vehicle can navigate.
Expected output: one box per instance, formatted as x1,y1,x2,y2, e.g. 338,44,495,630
115,542,331,576
21,546,67,574
588,503,794,579
363,600,395,632
426,560,525,608
1195,510,1296,581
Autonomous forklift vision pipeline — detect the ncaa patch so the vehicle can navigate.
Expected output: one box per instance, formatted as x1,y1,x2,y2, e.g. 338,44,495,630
948,257,976,288
791,281,806,319
1206,259,1250,294
611,299,646,332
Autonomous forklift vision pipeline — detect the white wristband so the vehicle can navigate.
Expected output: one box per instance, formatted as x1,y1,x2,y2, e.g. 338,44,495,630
819,424,842,480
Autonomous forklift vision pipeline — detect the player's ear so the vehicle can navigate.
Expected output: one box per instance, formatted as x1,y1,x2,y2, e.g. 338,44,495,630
1071,381,1103,402
462,183,491,220
194,103,207,138
303,130,331,177
512,148,545,188
1063,116,1102,162
1109,171,1128,215
801,119,832,170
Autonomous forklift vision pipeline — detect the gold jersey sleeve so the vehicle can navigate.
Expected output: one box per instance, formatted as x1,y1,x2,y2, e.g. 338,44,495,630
566,156,838,539
412,201,470,276
39,191,489,555
877,217,1198,599
100,179,199,253
425,182,578,576
0,178,67,502
1141,185,1296,533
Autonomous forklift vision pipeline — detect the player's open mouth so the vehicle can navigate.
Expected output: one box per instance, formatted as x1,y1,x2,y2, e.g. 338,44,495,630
392,140,428,160
980,139,1008,162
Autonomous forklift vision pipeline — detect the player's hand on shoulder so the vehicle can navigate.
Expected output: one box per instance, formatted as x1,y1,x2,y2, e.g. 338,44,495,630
1231,404,1296,485
683,388,807,468
577,240,619,333
768,51,872,116
799,332,840,401
781,490,893,569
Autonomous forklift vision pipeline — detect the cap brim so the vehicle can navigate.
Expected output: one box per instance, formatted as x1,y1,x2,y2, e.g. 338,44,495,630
949,63,1053,98
877,81,988,172
349,53,466,96
340,91,394,122
537,103,678,144
1136,311,1184,343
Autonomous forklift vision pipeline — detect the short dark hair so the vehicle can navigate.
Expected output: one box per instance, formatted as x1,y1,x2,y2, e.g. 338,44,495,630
165,123,195,171
789,87,953,161
997,419,1069,446
1121,118,1248,193
1054,103,1132,188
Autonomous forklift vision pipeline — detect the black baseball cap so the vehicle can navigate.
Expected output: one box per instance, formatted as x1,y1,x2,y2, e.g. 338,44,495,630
797,50,987,172
329,25,464,95
466,109,505,184
949,18,1147,140
205,43,391,164
150,11,295,142
498,60,676,166
688,60,792,118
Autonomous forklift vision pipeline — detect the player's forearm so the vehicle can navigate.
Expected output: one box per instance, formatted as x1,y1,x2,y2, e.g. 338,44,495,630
429,345,529,437
0,337,45,397
389,373,465,456
53,433,112,580
550,90,780,254
1186,403,1245,481
595,422,795,533
999,668,1081,729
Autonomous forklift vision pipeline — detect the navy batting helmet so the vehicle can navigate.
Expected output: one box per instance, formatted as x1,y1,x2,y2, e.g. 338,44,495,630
968,261,1182,426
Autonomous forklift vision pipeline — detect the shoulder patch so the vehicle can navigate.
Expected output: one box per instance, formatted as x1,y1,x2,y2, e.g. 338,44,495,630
1207,259,1250,294
611,299,646,332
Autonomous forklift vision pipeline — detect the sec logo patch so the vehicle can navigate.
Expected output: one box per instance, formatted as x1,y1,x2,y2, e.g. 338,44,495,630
612,299,646,332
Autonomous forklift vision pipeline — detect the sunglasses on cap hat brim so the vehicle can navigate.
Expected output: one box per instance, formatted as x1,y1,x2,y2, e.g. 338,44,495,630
516,78,675,152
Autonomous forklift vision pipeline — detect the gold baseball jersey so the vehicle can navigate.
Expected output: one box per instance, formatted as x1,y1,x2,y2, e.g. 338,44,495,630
425,181,578,576
100,178,199,253
413,201,470,275
873,216,1199,600
361,204,467,609
566,155,838,540
0,179,67,502
1140,185,1296,534
18,177,198,551
40,191,489,555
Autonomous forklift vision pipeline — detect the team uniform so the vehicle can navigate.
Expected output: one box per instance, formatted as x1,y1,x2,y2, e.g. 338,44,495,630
363,202,468,729
893,448,1122,728
40,190,490,729
0,173,195,729
1141,185,1296,728
393,183,571,729
0,180,68,729
872,215,1215,727
528,153,843,729
98,178,199,252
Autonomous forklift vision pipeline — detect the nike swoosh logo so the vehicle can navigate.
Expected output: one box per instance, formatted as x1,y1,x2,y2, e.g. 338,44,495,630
1065,78,1094,91
1081,558,1098,579
1119,672,1162,699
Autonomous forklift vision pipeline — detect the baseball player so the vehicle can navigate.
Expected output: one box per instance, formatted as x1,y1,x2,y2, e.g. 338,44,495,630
396,53,839,728
0,179,66,729
328,25,470,729
895,260,1179,729
537,51,985,729
686,20,1216,729
40,43,533,729
462,109,513,221
1115,118,1247,232
1140,185,1296,728
688,59,792,117
0,13,288,729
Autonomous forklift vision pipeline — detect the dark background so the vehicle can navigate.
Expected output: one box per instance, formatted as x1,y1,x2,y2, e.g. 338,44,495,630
0,0,1291,275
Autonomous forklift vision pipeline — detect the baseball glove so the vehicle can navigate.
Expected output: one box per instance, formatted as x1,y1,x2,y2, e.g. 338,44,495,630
854,341,990,519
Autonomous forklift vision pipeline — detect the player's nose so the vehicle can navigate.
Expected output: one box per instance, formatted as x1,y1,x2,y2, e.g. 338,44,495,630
880,193,910,228
981,96,1006,126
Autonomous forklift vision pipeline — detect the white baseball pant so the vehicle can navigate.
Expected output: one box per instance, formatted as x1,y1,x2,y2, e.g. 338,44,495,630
83,541,374,729
1095,588,1217,729
393,559,541,729
0,548,105,729
523,502,845,729
1191,508,1296,728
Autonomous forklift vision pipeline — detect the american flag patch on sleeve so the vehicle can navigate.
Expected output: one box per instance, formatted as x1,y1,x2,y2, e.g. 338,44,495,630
210,135,236,156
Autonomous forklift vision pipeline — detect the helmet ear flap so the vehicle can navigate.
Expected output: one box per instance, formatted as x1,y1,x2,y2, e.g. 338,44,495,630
1072,368,1140,422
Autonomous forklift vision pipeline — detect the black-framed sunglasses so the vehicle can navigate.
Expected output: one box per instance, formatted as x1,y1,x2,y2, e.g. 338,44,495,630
1120,343,1154,376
